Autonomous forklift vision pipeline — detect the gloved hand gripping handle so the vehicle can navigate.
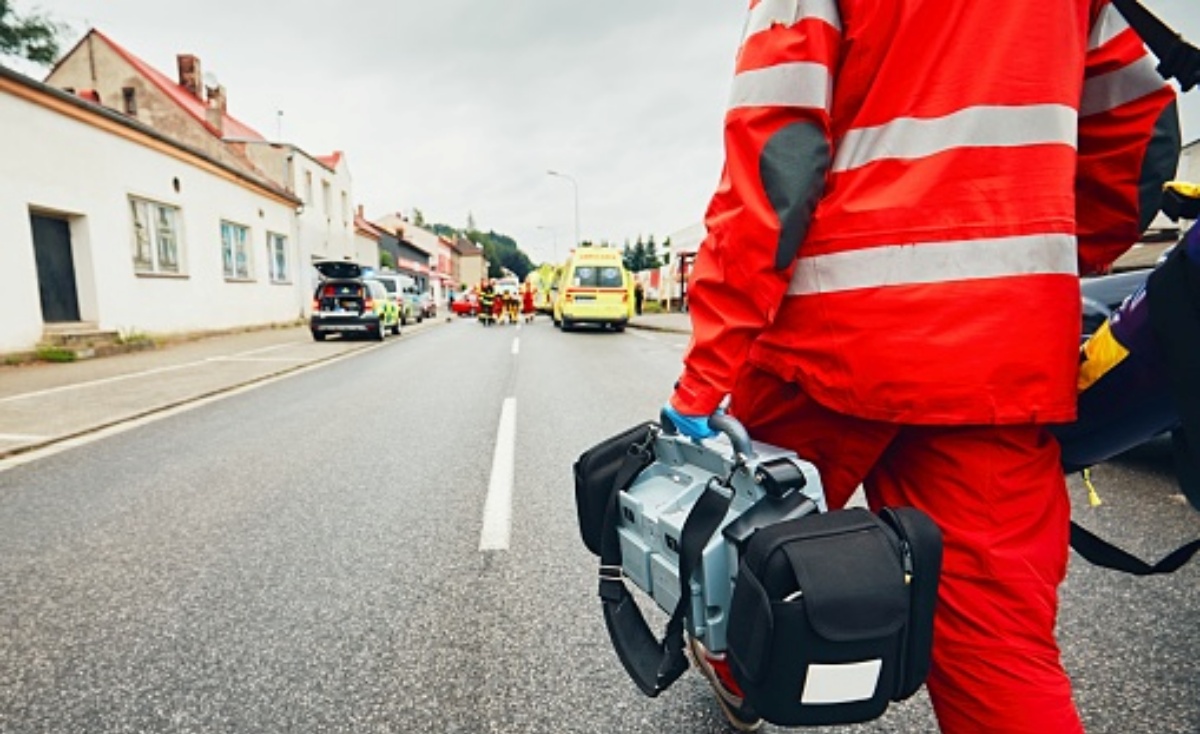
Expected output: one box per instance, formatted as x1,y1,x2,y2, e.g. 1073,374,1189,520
660,408,756,458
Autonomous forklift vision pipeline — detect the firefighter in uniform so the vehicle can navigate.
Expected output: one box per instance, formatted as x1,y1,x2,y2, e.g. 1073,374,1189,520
665,2,1181,732
478,281,495,326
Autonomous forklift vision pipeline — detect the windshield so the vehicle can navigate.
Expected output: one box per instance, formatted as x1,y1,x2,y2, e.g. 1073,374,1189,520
572,266,623,288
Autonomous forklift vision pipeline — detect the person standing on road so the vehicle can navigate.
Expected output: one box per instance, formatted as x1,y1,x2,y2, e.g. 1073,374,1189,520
664,2,1180,732
478,281,495,327
634,281,645,316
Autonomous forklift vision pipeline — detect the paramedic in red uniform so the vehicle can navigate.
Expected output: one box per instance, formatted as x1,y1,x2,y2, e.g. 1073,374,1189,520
665,2,1180,732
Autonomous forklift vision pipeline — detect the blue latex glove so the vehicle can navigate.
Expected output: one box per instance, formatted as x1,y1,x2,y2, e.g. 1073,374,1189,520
662,403,718,441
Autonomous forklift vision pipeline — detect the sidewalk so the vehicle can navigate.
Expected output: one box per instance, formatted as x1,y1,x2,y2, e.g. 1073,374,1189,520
628,311,692,335
0,320,441,463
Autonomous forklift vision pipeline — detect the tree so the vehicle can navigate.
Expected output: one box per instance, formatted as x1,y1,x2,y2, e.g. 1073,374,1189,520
644,235,663,270
411,208,426,227
631,238,648,272
0,1,64,65
379,248,395,269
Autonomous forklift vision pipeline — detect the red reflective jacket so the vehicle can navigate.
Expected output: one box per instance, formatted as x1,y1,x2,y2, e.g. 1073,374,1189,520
674,0,1179,424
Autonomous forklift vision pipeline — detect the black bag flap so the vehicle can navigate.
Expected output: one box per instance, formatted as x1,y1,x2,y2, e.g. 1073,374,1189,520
776,511,909,642
573,421,657,555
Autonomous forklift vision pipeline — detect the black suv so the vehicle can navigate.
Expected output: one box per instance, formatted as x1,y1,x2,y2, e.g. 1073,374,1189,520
310,261,401,341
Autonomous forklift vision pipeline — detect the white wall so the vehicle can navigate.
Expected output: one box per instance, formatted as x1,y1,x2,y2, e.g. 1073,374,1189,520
0,86,301,353
293,154,355,264
1180,140,1199,186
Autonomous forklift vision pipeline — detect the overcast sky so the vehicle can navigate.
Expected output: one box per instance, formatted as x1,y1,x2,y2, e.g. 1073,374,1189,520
15,1,1200,264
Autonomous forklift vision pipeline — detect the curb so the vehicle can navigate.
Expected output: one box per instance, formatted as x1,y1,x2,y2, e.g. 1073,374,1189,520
627,320,692,335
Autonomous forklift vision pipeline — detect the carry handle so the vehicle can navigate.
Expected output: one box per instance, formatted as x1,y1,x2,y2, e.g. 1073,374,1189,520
659,409,756,458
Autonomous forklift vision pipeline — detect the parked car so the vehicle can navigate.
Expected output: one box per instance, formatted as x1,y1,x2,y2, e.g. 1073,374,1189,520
310,261,400,341
419,291,437,319
371,273,420,325
451,293,479,317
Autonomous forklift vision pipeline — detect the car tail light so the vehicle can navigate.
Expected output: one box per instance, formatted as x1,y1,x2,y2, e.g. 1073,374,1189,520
323,285,335,296
311,298,320,311
622,292,629,303
364,298,375,312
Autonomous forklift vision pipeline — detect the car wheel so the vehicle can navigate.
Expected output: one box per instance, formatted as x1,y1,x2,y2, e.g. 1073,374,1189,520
562,319,573,332
374,324,386,341
391,320,401,336
312,330,326,342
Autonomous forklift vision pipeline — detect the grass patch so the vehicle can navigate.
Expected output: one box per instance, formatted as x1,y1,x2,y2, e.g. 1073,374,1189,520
35,346,78,363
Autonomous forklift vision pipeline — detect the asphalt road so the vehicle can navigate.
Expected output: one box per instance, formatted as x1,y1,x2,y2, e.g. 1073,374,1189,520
1,318,1198,733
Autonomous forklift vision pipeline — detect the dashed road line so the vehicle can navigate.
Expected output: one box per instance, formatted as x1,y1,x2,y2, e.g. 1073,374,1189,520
479,397,517,551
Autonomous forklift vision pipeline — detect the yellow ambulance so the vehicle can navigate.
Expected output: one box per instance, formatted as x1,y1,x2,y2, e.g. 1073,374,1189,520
552,246,635,332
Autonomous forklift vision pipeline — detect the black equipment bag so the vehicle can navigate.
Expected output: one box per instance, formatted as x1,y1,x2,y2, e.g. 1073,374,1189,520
573,421,657,556
726,507,942,727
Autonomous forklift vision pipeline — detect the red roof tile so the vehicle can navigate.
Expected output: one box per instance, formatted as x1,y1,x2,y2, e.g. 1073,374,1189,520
316,151,342,170
94,30,265,141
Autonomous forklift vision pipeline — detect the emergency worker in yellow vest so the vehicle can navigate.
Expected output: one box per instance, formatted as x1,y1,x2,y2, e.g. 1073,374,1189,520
664,2,1181,732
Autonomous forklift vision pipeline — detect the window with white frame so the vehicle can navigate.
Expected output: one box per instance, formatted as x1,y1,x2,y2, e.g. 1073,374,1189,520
267,231,289,283
221,220,252,279
130,197,182,274
322,181,332,218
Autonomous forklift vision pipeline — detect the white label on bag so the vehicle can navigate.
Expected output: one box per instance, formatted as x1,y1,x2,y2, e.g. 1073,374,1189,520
800,660,883,704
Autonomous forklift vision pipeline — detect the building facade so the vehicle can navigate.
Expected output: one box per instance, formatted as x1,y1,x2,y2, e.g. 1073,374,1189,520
1,66,302,354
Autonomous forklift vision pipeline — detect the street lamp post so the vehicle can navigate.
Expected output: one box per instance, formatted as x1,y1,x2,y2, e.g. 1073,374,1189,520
547,170,580,249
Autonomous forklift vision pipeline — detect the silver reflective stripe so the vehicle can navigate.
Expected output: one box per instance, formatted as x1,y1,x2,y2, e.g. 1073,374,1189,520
729,62,831,111
832,104,1077,173
1089,4,1129,50
788,234,1078,295
743,0,842,40
1080,55,1164,117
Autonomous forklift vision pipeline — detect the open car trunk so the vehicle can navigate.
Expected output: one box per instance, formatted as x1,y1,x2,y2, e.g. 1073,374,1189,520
316,282,368,313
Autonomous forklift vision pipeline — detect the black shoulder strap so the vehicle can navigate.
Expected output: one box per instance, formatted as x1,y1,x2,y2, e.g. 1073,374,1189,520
1070,521,1200,575
1111,0,1200,91
1148,242,1200,511
598,462,733,697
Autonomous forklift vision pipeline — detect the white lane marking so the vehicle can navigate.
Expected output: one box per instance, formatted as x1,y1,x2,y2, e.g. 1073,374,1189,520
0,362,204,404
0,344,379,473
511,338,520,355
0,433,47,442
230,342,300,357
208,356,311,364
479,397,517,551
0,341,309,404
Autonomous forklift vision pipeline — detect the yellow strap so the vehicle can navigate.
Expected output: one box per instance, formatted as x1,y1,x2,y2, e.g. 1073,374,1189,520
1164,180,1200,199
1083,468,1103,508
1078,320,1130,392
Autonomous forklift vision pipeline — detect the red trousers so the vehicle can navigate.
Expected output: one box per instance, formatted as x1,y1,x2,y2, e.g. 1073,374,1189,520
729,365,1084,734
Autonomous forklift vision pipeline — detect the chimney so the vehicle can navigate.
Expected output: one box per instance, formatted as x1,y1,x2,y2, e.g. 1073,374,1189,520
177,54,202,98
205,95,224,135
206,84,227,115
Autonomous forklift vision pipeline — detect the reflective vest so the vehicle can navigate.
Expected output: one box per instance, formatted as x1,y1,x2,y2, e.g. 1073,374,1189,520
674,0,1180,424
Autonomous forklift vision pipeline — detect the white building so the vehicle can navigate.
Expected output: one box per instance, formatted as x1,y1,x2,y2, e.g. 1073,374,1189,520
0,64,303,354
241,145,361,269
